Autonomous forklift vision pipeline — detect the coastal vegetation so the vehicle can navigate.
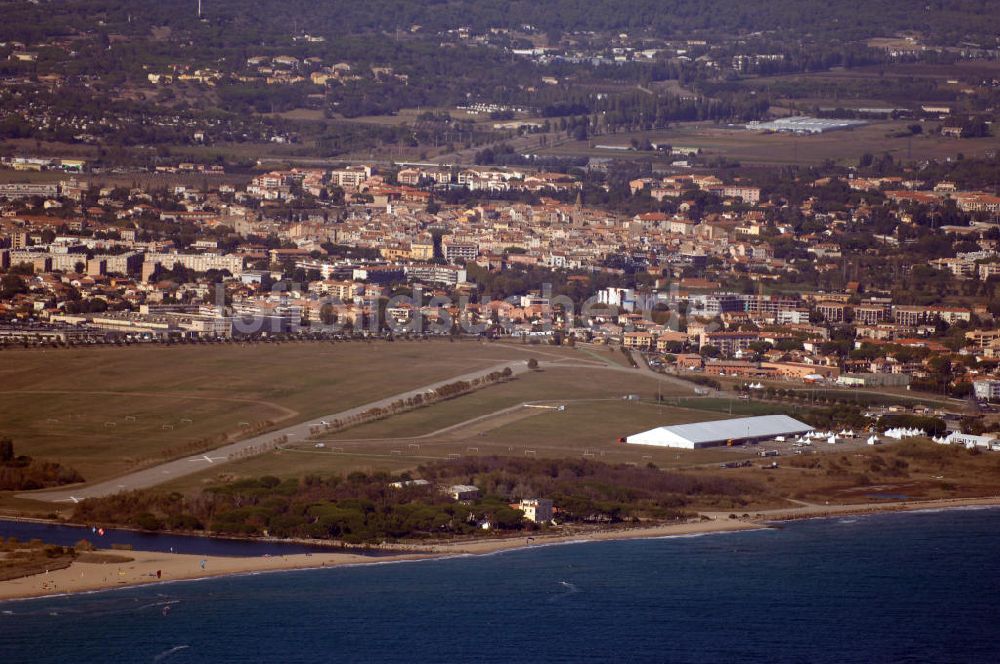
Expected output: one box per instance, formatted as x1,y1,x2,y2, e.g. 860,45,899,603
0,538,76,582
61,438,1000,546
765,439,1000,502
0,537,132,582
0,438,84,491
70,458,764,544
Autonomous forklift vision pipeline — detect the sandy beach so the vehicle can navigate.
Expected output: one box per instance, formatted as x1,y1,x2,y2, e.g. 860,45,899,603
2,495,999,603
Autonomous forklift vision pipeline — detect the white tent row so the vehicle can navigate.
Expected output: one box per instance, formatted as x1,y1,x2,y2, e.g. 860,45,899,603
804,430,846,441
934,432,1000,451
883,427,927,440
793,430,841,444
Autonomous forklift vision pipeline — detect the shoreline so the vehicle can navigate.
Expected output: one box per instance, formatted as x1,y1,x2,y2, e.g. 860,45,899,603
0,513,392,556
3,495,999,603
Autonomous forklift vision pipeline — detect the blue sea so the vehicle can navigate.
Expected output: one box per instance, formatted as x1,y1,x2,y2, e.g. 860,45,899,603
3,508,1000,663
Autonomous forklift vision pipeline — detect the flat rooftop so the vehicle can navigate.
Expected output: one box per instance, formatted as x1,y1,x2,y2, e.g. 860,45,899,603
746,117,867,134
627,415,814,448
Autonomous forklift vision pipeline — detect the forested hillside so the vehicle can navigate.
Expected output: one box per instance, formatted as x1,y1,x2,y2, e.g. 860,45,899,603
2,0,998,44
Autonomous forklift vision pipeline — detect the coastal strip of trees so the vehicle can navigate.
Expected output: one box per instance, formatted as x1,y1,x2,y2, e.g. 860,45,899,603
70,456,764,543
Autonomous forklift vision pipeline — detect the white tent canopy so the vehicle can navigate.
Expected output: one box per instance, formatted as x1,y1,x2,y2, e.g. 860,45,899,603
626,415,814,449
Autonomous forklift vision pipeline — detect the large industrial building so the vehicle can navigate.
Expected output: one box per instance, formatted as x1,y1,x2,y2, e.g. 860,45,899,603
745,117,867,134
625,415,814,449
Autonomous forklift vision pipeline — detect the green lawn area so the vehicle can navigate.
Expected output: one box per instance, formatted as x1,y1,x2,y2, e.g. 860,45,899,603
578,345,635,368
320,364,686,440
672,397,793,417
164,382,741,490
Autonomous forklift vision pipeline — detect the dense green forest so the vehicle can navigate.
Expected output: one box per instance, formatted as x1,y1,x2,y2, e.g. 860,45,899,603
3,1,998,44
0,0,995,163
70,457,764,543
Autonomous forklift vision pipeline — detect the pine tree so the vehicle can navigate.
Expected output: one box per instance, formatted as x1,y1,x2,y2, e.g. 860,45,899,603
0,438,13,464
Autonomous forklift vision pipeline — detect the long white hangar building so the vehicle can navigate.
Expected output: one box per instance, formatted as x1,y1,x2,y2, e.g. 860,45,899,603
626,415,814,449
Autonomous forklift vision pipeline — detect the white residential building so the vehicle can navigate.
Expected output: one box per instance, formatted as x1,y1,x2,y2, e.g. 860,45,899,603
519,498,554,523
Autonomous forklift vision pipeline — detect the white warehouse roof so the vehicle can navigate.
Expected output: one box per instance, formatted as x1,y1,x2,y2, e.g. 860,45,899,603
626,415,814,449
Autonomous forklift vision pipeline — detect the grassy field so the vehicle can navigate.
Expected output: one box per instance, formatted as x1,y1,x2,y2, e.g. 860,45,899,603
162,397,745,492
709,377,959,410
165,141,323,166
534,119,999,167
8,337,987,512
160,365,750,492
5,333,910,498
0,339,577,483
331,107,483,126
751,61,1000,89
670,397,791,417
326,365,670,439
577,345,636,369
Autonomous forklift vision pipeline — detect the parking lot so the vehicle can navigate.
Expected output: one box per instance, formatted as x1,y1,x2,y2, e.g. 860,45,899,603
716,430,882,467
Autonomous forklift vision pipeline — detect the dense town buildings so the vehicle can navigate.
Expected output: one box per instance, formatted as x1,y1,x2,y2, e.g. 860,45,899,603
1,156,1000,402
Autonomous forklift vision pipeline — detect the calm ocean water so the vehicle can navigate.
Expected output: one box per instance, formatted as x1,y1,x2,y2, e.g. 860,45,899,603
2,507,1000,663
